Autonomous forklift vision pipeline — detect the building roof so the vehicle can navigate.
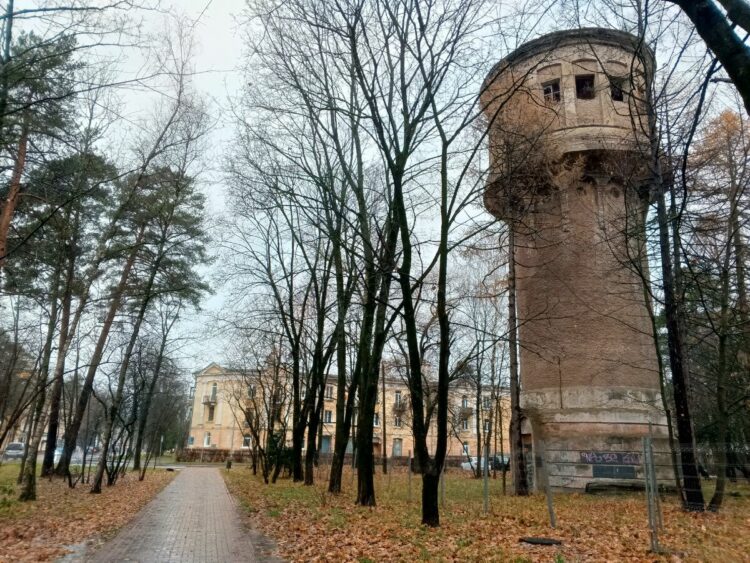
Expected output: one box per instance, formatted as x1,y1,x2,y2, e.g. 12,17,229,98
482,27,655,91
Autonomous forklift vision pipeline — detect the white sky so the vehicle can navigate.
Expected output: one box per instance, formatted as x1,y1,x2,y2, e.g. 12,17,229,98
161,1,245,371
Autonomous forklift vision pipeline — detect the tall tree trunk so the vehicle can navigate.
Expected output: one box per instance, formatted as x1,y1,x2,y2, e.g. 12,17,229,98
381,365,387,475
304,382,324,486
19,255,62,500
92,224,165,493
733,216,749,367
132,337,168,472
328,375,358,493
0,115,29,269
655,188,705,511
355,211,398,506
0,0,14,136
507,227,529,495
56,225,145,479
41,226,77,476
707,165,741,512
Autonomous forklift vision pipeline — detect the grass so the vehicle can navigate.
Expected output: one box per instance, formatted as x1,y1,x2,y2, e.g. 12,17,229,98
224,464,750,562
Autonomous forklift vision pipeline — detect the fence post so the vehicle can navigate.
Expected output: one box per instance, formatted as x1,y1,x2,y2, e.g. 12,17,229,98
643,436,660,553
483,446,490,515
537,439,556,528
440,465,445,508
408,450,412,503
647,425,663,530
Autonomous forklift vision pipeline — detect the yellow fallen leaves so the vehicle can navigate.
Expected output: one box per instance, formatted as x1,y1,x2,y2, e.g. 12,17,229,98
224,467,750,562
0,467,175,562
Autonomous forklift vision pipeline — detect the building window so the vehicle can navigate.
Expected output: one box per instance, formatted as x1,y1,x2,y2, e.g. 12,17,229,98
188,436,194,446
247,385,256,399
394,416,402,428
374,413,380,427
576,75,595,99
461,418,469,431
325,385,334,399
207,405,215,422
463,442,470,455
204,432,211,447
610,76,625,101
395,390,402,405
210,382,217,400
484,420,491,432
461,395,468,409
392,438,403,457
542,79,561,102
242,435,252,448
324,410,333,423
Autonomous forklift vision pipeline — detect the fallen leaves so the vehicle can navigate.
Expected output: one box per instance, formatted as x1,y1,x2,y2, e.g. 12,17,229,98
224,467,750,562
0,466,174,562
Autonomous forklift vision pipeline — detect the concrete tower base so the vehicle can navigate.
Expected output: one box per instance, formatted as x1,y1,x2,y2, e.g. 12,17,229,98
523,387,672,491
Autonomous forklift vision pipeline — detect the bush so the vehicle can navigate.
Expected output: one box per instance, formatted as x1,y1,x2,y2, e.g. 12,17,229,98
175,448,254,463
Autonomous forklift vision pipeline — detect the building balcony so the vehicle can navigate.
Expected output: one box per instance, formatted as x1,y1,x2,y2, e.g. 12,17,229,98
458,406,473,420
392,401,407,416
202,394,217,405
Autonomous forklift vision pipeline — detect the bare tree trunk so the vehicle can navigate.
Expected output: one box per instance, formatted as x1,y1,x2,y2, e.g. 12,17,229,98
19,256,62,500
41,222,77,476
133,326,172,472
381,366,387,475
328,376,358,493
304,383,324,486
507,228,529,495
655,187,705,511
708,164,741,512
92,225,165,493
56,225,145,479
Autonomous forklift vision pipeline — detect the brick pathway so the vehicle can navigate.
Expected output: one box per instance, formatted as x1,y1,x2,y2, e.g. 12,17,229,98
88,467,273,562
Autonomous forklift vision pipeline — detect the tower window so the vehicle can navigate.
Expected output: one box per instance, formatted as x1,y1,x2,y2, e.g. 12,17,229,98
542,79,561,102
576,75,595,99
610,76,625,102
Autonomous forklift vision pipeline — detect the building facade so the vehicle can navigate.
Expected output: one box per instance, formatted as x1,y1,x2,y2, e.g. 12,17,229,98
482,28,670,490
187,363,510,461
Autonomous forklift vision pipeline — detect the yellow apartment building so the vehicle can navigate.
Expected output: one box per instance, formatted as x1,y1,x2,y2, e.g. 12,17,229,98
187,363,510,460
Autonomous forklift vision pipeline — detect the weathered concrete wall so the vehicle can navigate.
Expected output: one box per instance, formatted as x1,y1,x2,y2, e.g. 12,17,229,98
482,29,671,490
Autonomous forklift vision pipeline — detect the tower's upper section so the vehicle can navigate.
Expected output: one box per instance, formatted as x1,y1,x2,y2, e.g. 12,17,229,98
481,28,654,155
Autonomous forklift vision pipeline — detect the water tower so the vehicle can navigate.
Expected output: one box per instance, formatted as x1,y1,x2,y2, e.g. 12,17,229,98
482,29,669,490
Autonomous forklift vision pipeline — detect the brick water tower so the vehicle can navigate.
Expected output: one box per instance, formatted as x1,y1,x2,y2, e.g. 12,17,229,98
482,29,670,490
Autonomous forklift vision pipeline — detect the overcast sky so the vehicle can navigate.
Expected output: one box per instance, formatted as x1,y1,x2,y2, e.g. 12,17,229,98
153,1,246,373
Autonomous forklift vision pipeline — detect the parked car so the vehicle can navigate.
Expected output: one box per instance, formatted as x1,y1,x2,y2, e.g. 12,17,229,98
460,454,510,472
53,446,84,465
2,442,25,460
460,456,479,471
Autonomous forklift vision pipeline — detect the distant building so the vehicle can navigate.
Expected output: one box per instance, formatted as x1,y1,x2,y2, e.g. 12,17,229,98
187,362,510,461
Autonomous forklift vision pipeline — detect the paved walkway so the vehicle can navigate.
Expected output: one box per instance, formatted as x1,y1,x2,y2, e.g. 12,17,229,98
88,467,274,562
